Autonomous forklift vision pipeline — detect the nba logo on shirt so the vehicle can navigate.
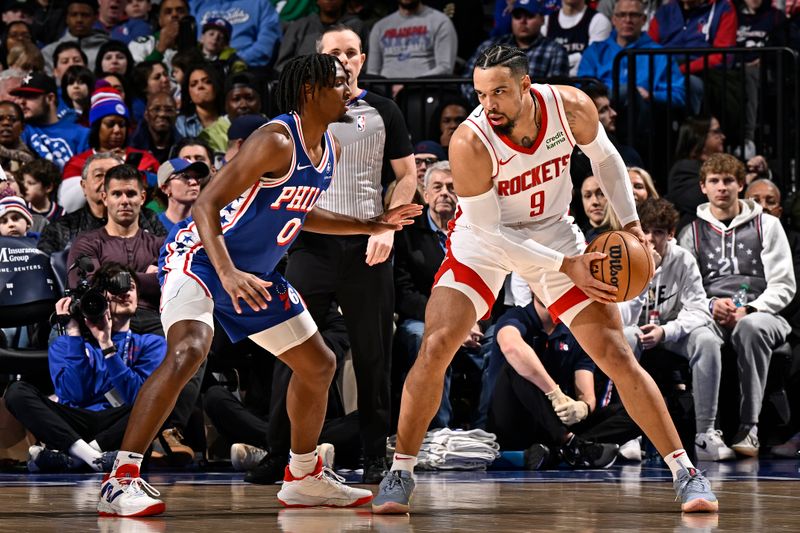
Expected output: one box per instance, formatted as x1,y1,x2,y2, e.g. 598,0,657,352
356,115,366,132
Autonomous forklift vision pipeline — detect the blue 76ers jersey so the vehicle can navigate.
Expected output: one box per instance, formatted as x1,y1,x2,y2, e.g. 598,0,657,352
157,112,335,341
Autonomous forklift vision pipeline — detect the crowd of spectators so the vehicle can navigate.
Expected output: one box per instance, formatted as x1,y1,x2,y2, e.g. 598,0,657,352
0,0,798,477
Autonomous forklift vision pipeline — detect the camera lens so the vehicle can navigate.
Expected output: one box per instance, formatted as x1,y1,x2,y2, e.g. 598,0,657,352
79,289,108,322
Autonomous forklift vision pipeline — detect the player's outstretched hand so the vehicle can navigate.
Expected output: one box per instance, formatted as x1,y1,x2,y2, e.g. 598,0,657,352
370,203,424,233
220,269,272,314
560,254,618,304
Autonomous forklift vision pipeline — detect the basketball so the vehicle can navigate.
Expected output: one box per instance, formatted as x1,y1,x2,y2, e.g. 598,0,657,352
585,231,655,301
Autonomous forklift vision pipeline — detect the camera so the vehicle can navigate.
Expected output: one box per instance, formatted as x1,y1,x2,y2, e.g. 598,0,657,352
61,256,132,324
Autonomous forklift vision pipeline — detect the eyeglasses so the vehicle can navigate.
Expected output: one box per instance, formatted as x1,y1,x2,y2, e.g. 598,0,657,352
415,157,438,167
0,114,21,123
613,11,645,19
148,106,177,115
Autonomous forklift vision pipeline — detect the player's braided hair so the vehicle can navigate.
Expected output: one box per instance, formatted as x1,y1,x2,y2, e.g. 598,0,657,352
475,44,528,76
474,45,529,77
276,54,340,116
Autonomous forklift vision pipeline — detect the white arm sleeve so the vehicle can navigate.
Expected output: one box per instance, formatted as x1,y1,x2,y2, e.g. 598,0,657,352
458,189,565,271
577,124,638,226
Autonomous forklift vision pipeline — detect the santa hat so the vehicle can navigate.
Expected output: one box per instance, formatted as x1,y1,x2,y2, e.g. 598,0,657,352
89,87,129,126
0,195,33,227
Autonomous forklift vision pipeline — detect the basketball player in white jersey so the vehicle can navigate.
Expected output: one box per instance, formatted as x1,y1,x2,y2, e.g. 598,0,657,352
373,45,718,514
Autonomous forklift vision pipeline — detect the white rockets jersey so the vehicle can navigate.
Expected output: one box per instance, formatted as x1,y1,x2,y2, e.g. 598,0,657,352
463,83,577,226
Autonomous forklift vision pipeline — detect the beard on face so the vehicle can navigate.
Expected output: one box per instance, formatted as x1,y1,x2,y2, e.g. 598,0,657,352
493,117,516,136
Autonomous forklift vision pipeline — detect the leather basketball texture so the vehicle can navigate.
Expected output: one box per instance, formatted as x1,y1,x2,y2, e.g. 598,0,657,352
586,231,654,302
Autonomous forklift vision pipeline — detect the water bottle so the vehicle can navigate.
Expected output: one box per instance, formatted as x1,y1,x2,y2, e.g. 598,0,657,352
732,283,750,308
648,309,661,326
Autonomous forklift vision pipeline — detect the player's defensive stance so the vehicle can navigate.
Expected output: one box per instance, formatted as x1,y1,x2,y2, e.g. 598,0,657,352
96,54,422,517
372,45,718,514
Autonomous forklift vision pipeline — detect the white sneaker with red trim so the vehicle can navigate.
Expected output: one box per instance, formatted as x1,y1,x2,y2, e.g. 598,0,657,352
97,465,165,517
277,457,373,508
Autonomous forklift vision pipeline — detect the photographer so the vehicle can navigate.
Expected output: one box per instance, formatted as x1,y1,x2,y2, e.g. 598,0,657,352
4,262,166,473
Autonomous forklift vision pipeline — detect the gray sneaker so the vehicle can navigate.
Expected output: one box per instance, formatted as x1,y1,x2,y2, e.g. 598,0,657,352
673,467,719,512
372,470,415,514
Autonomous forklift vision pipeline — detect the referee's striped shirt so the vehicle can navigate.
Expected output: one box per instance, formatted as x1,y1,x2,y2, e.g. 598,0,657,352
317,90,413,219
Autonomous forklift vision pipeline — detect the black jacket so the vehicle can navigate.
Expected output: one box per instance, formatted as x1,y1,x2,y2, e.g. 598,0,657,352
393,206,447,322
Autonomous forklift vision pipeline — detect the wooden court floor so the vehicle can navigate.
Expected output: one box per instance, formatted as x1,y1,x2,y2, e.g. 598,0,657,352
0,459,798,532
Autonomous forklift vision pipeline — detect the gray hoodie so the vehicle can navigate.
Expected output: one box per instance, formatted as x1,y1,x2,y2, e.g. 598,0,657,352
678,199,796,314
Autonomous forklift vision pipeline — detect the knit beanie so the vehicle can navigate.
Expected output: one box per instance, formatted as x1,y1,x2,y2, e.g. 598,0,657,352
0,195,33,227
89,87,129,126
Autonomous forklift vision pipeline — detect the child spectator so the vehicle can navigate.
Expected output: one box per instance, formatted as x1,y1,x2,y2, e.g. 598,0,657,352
125,0,153,24
198,17,247,77
19,159,65,222
0,195,33,238
60,65,95,126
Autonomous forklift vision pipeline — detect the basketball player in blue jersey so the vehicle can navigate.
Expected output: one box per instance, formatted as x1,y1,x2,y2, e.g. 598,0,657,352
373,45,718,514
96,54,422,517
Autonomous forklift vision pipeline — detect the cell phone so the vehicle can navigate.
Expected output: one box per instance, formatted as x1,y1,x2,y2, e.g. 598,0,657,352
177,15,197,52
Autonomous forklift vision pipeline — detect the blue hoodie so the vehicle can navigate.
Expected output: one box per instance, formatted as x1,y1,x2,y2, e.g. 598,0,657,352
191,0,281,68
648,0,738,74
578,31,686,106
49,330,166,411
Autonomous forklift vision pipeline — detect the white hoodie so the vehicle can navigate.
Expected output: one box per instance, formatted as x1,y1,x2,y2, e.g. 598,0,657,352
618,239,712,342
677,199,796,314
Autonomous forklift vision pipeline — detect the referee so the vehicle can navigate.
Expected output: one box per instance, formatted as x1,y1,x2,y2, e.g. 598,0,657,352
281,26,416,484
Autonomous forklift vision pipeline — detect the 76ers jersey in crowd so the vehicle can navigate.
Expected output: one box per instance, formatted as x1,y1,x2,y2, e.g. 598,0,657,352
157,112,335,341
463,84,576,226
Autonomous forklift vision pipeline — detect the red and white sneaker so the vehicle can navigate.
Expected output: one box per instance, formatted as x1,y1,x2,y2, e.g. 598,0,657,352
277,457,373,508
97,465,165,517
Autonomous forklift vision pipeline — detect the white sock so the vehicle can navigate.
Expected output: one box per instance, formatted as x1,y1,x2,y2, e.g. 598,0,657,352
664,449,695,480
288,449,318,479
89,440,102,452
390,453,417,474
69,439,103,471
111,450,144,477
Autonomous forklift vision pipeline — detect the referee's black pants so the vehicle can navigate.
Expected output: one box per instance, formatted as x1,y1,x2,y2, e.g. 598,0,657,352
284,231,394,458
488,363,640,450
4,381,131,452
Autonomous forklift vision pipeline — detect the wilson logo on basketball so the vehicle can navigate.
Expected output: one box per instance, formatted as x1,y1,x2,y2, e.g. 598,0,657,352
608,245,623,286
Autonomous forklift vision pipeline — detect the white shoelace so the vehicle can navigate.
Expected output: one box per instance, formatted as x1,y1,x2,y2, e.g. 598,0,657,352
123,477,161,498
314,466,346,487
